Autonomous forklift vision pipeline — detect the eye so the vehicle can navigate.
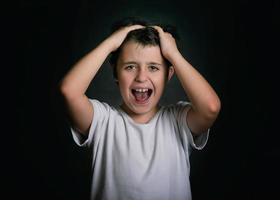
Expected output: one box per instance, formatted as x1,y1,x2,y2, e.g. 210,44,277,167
124,65,136,71
148,65,159,72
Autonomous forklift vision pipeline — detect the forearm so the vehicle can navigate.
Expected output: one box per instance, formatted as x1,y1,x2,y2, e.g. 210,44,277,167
169,51,221,118
59,38,114,99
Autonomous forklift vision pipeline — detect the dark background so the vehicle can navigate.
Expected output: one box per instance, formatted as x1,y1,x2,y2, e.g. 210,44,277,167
13,0,279,199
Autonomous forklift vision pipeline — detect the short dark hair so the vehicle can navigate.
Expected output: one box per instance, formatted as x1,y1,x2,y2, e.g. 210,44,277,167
109,17,179,79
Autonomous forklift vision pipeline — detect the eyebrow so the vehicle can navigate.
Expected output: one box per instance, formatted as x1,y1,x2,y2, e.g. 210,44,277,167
122,61,137,65
122,61,162,66
148,62,162,66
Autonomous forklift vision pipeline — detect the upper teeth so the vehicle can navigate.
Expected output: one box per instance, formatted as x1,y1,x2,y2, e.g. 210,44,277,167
135,88,148,92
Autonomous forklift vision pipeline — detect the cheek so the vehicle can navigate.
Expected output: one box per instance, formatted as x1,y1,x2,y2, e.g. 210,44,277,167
118,74,133,91
154,73,167,86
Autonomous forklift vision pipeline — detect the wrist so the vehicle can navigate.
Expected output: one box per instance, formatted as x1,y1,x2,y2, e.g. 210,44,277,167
101,37,118,54
165,50,182,65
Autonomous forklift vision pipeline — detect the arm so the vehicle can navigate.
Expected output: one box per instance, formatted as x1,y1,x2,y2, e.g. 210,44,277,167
59,25,144,136
154,26,221,136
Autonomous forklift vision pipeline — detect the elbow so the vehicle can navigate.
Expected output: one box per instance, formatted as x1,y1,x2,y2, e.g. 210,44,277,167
58,80,77,100
206,97,221,119
58,80,69,97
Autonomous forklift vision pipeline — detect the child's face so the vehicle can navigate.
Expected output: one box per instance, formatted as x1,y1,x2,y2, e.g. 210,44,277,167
116,41,173,120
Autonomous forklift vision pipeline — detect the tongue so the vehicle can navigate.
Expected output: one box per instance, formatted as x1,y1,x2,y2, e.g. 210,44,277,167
134,92,149,102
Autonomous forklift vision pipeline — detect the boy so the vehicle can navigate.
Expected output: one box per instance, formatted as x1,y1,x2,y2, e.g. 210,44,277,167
59,18,221,200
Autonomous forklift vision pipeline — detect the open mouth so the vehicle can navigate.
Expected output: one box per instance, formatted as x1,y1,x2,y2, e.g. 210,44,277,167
131,88,153,104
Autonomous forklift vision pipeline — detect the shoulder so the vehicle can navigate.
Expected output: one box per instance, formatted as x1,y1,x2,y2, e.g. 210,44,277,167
89,99,117,111
161,101,191,115
155,101,191,125
89,99,120,119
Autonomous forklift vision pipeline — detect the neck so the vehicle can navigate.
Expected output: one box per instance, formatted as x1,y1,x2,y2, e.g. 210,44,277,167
120,104,160,124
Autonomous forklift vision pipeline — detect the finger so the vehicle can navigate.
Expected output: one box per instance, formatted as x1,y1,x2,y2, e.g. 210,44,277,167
152,25,164,34
127,24,145,31
165,32,174,38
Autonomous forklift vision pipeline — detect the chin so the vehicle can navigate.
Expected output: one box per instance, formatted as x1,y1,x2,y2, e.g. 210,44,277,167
132,107,153,115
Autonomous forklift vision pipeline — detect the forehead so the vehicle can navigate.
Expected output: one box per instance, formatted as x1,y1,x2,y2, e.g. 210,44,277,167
118,41,165,64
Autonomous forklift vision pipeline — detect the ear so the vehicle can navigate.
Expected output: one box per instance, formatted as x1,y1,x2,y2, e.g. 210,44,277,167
167,66,174,81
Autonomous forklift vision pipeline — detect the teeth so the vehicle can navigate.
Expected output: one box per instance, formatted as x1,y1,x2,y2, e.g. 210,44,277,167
135,88,149,92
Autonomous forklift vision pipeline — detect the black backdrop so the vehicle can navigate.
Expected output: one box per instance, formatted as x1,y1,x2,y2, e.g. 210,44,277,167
14,0,279,199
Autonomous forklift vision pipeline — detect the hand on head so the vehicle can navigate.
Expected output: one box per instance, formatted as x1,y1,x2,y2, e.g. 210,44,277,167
109,25,145,51
152,26,178,60
109,24,178,59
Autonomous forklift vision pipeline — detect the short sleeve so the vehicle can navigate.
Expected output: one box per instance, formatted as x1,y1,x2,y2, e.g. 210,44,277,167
70,99,111,148
175,101,209,151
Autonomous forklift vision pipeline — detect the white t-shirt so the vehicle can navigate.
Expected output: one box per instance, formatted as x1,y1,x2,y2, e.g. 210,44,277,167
71,99,209,200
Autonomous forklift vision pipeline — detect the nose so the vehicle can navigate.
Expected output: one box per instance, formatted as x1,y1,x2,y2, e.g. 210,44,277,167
135,68,148,83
